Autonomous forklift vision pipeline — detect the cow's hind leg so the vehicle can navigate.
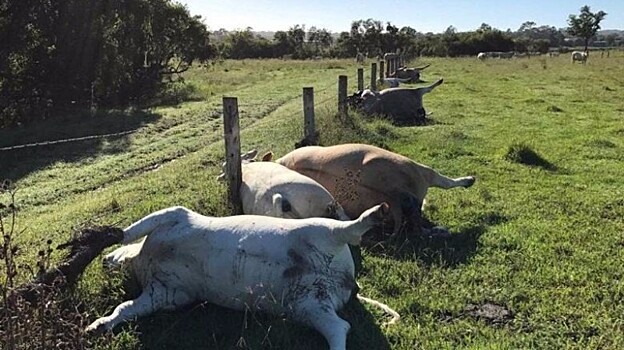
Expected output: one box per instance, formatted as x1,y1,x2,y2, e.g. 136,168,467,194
103,239,145,268
427,169,475,189
85,282,191,334
401,192,450,238
293,300,350,350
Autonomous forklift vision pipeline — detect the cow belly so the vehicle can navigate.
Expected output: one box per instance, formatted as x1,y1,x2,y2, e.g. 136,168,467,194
134,229,356,316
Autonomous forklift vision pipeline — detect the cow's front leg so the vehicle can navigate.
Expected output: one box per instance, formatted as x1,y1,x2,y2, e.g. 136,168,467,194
293,299,351,350
85,283,191,334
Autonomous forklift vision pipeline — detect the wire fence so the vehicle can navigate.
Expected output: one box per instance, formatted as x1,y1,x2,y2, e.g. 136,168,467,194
1,79,343,152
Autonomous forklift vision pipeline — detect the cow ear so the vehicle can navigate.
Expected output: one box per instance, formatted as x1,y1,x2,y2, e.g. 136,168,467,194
272,193,291,214
261,151,274,162
241,149,258,162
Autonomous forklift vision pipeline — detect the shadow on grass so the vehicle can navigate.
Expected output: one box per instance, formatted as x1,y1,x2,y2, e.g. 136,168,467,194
358,220,485,268
0,109,160,181
129,297,390,350
504,142,558,171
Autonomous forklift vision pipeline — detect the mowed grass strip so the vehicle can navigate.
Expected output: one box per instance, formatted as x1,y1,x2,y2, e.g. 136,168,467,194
1,53,624,349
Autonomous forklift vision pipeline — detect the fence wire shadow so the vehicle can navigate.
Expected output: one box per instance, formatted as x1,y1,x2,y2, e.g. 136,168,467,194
0,109,160,182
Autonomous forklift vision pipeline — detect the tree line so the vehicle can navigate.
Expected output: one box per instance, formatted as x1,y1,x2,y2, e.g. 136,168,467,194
1,2,614,128
215,9,615,61
1,0,213,127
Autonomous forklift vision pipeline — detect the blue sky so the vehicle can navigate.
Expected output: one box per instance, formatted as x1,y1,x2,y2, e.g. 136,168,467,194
181,0,622,33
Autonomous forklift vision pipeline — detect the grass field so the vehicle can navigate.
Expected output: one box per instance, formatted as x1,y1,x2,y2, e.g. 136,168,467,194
1,52,624,349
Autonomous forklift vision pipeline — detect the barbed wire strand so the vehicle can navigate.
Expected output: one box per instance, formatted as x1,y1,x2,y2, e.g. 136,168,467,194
1,81,343,151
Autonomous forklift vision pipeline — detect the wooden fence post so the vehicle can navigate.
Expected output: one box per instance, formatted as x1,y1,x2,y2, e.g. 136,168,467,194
222,97,243,214
338,75,348,119
302,87,316,145
379,60,385,81
371,63,377,91
357,68,364,91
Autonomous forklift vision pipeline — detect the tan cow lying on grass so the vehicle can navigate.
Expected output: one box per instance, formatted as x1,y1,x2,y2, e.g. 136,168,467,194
88,204,396,350
274,143,476,238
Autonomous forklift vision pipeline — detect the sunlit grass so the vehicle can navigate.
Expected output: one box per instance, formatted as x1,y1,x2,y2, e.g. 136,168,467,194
2,51,624,349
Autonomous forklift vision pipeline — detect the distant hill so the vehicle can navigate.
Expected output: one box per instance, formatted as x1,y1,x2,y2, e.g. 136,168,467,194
598,29,624,36
253,29,623,39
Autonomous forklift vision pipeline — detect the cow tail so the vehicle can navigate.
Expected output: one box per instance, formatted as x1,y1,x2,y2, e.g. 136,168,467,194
122,206,189,244
356,294,401,326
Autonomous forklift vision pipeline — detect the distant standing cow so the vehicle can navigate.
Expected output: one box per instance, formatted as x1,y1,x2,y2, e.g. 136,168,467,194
571,51,588,64
356,52,365,64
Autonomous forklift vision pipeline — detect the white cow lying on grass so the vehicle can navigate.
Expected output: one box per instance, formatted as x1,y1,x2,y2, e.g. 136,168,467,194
87,204,397,350
380,77,411,88
235,150,349,220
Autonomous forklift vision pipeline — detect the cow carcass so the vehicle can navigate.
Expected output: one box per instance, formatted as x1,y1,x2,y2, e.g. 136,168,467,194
275,143,475,237
218,150,349,220
241,161,349,220
387,64,430,83
347,78,444,125
86,203,392,350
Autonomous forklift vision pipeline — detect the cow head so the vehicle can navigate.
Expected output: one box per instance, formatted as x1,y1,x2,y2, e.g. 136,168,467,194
217,149,259,181
347,89,380,114
271,194,349,220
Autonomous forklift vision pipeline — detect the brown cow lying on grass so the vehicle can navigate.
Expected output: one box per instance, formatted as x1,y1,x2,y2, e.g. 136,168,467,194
272,143,475,238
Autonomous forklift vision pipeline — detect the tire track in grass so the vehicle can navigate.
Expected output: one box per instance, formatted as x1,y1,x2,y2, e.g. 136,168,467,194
12,71,339,210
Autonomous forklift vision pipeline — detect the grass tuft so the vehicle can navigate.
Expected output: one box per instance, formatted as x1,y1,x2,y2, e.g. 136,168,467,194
547,105,564,112
504,142,557,170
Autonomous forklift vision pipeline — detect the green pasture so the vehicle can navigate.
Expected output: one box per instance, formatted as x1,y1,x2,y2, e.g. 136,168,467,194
1,53,623,349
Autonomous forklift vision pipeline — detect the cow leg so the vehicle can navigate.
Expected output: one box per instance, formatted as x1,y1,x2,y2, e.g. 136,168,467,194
103,239,144,268
400,192,451,238
427,169,475,189
85,283,191,334
293,300,351,350
389,204,404,237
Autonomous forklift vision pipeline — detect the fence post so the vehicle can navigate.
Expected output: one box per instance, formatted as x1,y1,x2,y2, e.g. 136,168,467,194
357,68,364,91
379,60,385,81
302,87,316,145
338,75,348,119
371,63,377,91
222,97,243,214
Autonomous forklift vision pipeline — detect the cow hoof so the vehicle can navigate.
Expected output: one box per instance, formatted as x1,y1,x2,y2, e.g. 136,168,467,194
85,321,108,336
464,176,476,188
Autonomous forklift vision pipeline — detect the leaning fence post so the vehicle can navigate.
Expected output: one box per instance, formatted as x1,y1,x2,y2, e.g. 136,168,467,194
338,75,348,119
357,68,364,91
222,97,243,214
379,60,385,81
302,87,316,145
371,63,377,91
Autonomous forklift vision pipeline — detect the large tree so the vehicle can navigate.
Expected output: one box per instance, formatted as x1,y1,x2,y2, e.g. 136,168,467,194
567,5,607,51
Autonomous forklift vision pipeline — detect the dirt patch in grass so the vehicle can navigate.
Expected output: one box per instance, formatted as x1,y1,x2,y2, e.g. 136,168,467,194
437,302,514,327
464,302,514,325
504,143,557,171
586,139,617,148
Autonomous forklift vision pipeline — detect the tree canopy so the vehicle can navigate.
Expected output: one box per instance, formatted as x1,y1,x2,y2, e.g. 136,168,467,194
567,5,607,51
